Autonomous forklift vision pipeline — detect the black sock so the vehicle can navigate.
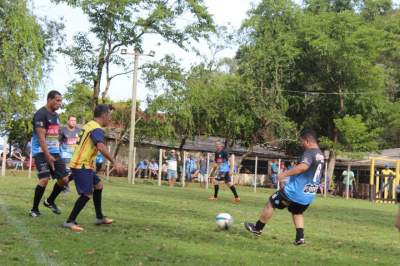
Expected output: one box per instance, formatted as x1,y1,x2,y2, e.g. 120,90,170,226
67,195,90,223
214,185,219,198
230,185,239,198
47,183,64,204
32,185,46,211
93,189,104,219
255,220,266,231
296,228,304,241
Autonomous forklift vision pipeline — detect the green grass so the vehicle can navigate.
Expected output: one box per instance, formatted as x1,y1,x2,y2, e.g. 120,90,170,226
0,172,399,266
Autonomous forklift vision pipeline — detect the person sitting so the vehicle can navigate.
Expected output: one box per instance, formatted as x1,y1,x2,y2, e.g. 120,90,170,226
11,147,25,170
135,160,148,178
148,159,159,179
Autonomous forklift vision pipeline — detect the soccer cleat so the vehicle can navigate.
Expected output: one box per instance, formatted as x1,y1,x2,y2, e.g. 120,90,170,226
208,196,218,201
28,210,41,217
244,222,262,236
95,217,113,225
293,238,305,246
63,221,84,232
43,199,61,215
233,197,241,204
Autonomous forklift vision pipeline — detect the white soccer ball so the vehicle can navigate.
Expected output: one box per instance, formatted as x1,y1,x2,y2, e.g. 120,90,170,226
215,213,233,229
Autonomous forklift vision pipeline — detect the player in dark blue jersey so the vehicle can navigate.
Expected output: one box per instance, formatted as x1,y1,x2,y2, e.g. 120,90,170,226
244,129,324,245
29,91,69,217
208,141,240,203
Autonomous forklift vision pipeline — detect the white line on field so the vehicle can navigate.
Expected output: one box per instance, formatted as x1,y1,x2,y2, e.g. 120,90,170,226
0,197,57,266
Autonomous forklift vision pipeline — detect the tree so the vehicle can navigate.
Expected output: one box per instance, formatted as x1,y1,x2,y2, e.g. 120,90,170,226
0,0,63,145
237,0,395,179
61,82,93,124
53,0,215,109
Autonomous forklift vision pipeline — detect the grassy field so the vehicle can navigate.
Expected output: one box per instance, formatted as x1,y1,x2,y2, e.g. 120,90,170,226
0,172,399,266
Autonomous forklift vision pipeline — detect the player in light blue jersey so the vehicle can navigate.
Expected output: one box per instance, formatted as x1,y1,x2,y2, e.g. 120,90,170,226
244,129,324,245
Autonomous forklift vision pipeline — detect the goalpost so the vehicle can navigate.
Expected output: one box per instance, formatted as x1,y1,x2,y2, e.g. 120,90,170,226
369,157,400,203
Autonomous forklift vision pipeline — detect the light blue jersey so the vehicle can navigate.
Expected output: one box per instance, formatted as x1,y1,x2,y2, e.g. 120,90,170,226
284,149,324,205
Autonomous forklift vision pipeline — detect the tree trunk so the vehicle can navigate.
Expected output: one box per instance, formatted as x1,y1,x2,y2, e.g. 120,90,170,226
92,40,107,110
327,149,336,183
237,145,254,173
113,127,128,158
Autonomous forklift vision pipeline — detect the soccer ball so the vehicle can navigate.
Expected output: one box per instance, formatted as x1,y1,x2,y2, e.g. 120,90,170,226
215,213,233,230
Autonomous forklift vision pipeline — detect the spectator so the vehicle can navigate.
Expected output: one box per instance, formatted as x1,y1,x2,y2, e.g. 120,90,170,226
163,150,180,187
135,160,148,178
96,153,105,173
185,154,198,184
148,159,159,179
11,146,25,170
342,169,355,198
161,162,168,180
198,154,208,188
270,160,279,186
381,164,395,199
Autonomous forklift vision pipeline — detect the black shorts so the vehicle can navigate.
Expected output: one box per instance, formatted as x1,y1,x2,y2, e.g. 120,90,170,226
216,172,232,183
63,158,71,172
396,185,400,203
34,153,68,180
269,190,309,215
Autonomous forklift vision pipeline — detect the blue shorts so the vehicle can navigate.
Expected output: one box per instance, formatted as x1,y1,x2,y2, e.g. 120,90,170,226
167,170,177,180
71,168,101,194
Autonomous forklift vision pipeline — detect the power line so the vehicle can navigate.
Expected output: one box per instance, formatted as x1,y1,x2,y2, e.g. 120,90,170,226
278,89,381,95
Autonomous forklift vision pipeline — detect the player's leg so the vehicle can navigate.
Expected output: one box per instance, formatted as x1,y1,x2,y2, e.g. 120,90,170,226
93,175,113,225
225,173,240,203
44,155,69,214
208,176,220,200
30,154,51,217
63,169,92,232
288,202,309,245
244,201,275,236
62,158,72,193
244,190,288,236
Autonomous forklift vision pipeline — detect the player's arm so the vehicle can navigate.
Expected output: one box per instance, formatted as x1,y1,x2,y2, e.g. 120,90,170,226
36,127,56,169
277,163,310,182
91,129,124,174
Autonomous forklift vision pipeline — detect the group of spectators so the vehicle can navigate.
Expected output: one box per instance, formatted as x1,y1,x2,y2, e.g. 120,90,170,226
135,150,210,187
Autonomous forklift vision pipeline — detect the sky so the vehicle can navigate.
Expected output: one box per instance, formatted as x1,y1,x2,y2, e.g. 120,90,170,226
32,0,263,107
32,0,400,107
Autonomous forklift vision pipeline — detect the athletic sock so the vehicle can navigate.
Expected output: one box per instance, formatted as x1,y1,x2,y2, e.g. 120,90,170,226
47,183,64,204
32,185,46,211
67,195,90,223
214,185,219,198
296,228,304,241
93,189,104,219
255,220,266,231
230,185,239,198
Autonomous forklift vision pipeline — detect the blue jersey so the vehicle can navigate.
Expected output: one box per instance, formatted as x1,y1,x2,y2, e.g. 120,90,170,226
284,148,324,205
31,107,61,156
215,149,230,172
59,127,81,159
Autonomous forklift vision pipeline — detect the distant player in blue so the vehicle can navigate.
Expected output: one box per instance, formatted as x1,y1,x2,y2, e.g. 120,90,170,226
245,129,324,245
208,141,240,203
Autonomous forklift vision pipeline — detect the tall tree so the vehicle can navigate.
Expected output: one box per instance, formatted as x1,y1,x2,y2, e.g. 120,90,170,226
53,0,215,109
0,0,63,145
